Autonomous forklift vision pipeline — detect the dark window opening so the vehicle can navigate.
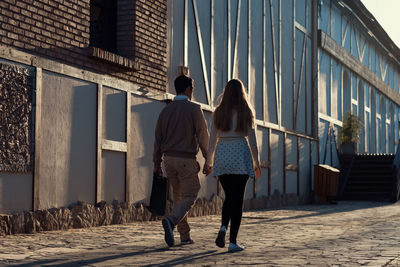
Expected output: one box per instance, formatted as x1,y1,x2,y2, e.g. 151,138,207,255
90,0,117,53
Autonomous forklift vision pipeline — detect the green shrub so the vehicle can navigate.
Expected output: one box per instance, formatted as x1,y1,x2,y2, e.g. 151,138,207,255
340,112,362,144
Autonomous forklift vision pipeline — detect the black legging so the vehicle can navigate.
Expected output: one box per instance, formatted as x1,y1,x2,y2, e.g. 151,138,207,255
218,174,249,244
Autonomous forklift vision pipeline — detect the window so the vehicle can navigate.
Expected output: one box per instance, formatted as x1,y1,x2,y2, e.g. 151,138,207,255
90,0,117,53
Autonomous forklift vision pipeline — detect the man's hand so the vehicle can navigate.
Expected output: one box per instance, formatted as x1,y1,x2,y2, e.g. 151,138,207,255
202,164,213,176
153,166,163,177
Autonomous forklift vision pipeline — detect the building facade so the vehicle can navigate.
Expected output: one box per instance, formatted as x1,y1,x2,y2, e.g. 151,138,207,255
0,0,399,214
318,0,400,168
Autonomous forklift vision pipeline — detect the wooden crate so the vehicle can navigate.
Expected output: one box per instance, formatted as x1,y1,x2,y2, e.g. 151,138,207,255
314,164,340,203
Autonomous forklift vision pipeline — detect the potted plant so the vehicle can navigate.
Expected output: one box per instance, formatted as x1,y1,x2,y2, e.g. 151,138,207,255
340,112,362,155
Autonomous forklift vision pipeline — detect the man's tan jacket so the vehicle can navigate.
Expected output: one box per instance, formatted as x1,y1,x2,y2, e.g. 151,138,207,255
153,98,209,168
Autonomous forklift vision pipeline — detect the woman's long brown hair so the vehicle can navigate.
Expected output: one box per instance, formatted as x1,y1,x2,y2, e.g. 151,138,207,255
213,79,254,134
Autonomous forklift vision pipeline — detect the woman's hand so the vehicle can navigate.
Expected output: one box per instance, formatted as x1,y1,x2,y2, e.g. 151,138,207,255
254,166,261,179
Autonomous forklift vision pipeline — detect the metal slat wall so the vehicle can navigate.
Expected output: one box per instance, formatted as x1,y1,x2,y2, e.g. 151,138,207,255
168,0,316,199
318,0,400,159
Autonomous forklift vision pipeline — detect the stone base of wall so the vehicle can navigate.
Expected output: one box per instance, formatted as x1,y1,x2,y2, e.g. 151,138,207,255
244,190,311,211
0,192,310,236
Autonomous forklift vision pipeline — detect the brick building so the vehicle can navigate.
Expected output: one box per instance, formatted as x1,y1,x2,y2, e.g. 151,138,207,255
0,0,167,91
0,0,171,214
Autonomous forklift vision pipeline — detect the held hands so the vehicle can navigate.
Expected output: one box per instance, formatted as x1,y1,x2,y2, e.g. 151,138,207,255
202,164,213,176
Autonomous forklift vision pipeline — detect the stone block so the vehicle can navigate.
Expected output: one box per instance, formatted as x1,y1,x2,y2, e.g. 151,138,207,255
10,213,25,234
0,214,12,235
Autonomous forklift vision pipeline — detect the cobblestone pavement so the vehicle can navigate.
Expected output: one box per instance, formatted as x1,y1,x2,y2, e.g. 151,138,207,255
1,201,400,266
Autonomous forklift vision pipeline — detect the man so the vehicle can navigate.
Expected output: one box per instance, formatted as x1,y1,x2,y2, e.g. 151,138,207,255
153,74,209,247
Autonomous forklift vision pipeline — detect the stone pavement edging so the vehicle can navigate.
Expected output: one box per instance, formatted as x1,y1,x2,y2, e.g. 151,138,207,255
0,190,307,236
0,195,223,236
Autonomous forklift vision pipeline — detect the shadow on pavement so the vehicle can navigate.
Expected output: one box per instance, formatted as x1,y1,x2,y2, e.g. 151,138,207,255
242,201,392,225
9,247,169,267
9,247,228,267
140,250,228,267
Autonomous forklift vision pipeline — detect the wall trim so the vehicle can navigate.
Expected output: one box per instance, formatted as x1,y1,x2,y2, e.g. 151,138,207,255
318,30,400,106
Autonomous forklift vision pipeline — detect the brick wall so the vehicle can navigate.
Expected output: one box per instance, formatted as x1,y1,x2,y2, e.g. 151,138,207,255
0,0,168,92
132,0,167,91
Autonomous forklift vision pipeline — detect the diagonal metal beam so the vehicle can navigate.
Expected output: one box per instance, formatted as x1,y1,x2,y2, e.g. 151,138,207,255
248,0,251,100
192,0,211,105
232,0,242,79
263,0,268,121
227,0,231,80
184,0,188,66
269,0,280,125
210,0,215,107
294,34,307,129
341,19,349,47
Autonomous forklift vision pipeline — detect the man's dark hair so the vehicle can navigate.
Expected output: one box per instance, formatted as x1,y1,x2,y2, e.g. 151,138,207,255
174,75,193,94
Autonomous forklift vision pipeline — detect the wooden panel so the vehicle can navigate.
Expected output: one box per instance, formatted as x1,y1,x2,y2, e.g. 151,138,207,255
212,0,227,104
285,164,298,171
298,138,311,196
286,134,297,165
250,0,264,120
102,87,127,142
268,128,271,196
319,0,330,34
186,0,209,104
96,84,102,204
255,127,270,198
295,29,307,131
295,0,306,27
101,150,125,203
126,93,132,202
265,0,278,124
184,0,188,66
260,160,271,168
270,130,283,194
319,50,331,115
331,58,341,120
33,67,42,211
283,132,287,193
286,171,297,194
40,71,97,209
331,5,341,44
319,30,400,106
0,173,32,213
192,0,211,104
102,140,128,153
232,0,248,85
307,32,313,136
270,0,280,125
129,95,166,203
281,0,294,129
232,0,242,79
210,0,215,107
342,18,350,50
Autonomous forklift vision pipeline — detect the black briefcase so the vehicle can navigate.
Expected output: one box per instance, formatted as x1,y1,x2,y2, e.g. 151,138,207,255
147,173,167,216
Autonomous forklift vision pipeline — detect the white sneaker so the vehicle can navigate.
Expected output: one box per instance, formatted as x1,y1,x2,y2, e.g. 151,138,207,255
228,242,244,252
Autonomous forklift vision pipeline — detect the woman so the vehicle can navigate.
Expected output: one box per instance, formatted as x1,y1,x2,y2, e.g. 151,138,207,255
204,79,261,253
